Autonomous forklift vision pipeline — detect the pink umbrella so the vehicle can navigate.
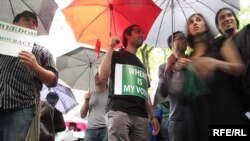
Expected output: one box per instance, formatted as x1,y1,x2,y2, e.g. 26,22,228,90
65,121,87,131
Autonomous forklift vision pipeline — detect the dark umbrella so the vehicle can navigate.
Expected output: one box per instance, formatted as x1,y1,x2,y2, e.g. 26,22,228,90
56,47,106,91
0,0,58,35
40,83,78,114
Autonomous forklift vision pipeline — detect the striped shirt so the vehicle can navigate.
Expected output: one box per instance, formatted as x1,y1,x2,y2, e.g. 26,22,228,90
0,44,58,109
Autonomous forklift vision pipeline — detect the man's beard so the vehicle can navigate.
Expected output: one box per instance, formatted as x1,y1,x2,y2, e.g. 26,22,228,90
225,27,235,36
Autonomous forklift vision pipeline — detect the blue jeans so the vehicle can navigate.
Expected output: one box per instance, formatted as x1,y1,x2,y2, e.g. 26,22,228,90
84,127,108,141
0,107,34,141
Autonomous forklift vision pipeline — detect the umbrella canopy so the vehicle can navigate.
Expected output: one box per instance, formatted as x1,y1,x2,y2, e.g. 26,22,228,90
56,47,106,91
40,83,78,114
0,0,58,35
65,121,87,131
145,0,240,48
62,0,161,50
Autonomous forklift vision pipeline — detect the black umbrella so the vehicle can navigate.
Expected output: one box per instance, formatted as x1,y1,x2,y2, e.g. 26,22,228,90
0,0,58,35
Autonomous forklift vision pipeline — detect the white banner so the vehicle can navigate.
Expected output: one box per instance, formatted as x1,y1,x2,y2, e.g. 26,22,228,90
0,21,37,57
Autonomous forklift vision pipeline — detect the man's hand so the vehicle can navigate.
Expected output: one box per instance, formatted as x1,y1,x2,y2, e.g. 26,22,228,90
109,37,120,48
192,57,218,80
84,91,91,101
18,51,38,70
151,117,160,136
175,57,191,71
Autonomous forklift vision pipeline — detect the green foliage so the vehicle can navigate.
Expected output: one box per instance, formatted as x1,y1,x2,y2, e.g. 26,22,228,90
185,46,193,56
136,44,168,94
239,0,250,29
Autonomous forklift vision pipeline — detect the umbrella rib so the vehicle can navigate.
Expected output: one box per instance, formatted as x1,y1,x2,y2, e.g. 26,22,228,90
154,0,171,47
59,65,86,74
65,55,89,65
91,53,105,66
171,0,174,44
195,0,216,13
78,8,108,41
110,6,117,36
112,9,133,24
176,0,190,26
113,1,161,26
157,0,168,8
21,0,46,31
89,65,96,90
83,49,91,66
81,48,95,90
185,1,200,14
9,0,15,17
221,0,239,10
56,88,74,98
73,66,90,88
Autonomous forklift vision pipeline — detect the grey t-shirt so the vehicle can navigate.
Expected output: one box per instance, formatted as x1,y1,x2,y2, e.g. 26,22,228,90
87,89,108,129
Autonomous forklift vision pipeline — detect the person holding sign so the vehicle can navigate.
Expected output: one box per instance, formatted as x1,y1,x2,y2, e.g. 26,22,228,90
0,11,58,141
99,25,160,141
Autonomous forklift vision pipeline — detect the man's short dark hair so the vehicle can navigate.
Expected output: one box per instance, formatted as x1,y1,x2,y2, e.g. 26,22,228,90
46,92,59,103
122,24,140,48
215,7,239,34
167,31,184,49
13,11,38,27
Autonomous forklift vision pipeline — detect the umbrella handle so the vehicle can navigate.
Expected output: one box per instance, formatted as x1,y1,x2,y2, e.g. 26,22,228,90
48,87,56,92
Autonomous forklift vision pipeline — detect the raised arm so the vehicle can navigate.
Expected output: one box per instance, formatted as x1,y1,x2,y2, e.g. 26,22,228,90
98,38,117,82
80,91,91,118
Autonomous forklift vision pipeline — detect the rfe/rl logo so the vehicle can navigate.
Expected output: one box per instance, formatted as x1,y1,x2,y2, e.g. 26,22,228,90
213,129,247,136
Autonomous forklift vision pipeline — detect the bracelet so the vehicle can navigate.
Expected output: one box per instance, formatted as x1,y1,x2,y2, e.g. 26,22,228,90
150,116,157,121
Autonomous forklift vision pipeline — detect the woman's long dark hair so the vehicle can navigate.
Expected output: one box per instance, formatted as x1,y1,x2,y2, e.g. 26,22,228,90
186,13,215,48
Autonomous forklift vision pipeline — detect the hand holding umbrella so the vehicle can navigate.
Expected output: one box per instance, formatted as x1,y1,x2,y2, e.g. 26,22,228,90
109,37,120,48
84,91,91,101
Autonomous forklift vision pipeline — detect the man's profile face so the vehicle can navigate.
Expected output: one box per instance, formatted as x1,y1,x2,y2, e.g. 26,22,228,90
128,26,144,48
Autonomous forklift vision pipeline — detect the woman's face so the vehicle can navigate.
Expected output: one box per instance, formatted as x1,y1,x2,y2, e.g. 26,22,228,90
188,14,208,37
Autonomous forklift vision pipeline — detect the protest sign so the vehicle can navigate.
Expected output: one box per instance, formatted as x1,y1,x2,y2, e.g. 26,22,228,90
0,21,37,57
114,64,149,100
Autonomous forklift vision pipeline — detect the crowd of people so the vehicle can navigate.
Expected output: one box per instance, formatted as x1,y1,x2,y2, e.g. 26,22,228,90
0,6,249,141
